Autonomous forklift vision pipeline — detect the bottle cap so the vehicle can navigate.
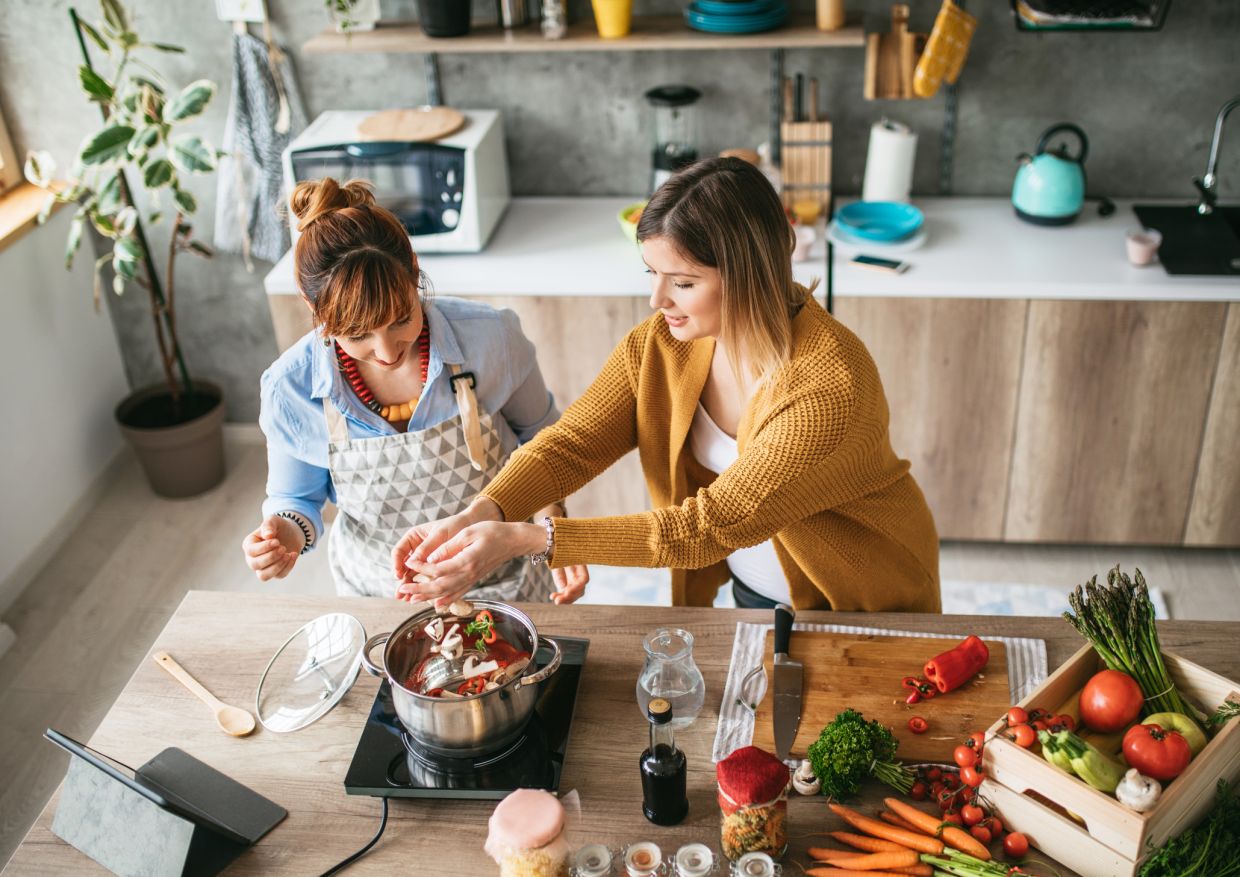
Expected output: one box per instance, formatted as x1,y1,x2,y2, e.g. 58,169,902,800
647,697,673,724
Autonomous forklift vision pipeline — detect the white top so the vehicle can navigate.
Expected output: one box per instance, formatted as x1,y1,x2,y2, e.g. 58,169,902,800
264,196,1240,303
688,403,791,605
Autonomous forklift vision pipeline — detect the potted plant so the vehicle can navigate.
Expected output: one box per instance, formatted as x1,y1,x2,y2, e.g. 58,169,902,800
326,0,381,33
25,0,226,498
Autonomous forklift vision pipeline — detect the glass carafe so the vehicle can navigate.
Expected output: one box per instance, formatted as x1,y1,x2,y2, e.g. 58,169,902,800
635,628,705,729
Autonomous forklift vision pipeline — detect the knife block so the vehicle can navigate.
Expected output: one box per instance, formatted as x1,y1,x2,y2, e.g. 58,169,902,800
780,120,833,213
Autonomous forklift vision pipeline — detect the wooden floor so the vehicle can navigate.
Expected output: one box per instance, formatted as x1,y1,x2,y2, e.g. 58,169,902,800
2,430,1238,868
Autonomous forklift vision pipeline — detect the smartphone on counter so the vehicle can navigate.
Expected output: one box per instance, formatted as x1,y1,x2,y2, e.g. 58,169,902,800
850,254,910,274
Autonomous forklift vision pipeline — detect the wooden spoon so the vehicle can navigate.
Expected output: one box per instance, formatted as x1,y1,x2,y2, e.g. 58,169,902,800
152,650,256,737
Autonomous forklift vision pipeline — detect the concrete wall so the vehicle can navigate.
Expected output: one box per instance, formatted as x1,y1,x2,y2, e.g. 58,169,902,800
1,0,1236,418
0,208,130,615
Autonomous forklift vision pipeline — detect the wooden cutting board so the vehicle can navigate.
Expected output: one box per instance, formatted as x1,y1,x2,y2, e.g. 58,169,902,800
751,631,1010,763
357,107,465,142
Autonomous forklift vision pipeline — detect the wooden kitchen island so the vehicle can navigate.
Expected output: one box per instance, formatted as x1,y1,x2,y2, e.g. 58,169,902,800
8,591,1238,875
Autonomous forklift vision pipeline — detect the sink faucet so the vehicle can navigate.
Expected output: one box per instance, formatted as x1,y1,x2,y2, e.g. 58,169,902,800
1195,95,1240,215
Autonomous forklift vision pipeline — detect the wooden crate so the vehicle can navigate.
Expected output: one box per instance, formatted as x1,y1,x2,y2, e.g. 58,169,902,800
981,644,1240,877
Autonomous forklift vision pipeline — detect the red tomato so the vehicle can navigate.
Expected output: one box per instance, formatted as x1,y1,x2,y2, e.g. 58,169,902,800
910,780,928,801
908,716,929,734
1007,706,1030,725
961,803,985,826
1008,723,1037,748
967,731,986,751
1004,832,1030,858
981,815,1004,835
1052,714,1077,732
926,766,943,782
1122,723,1192,781
970,825,993,845
1079,669,1144,732
1032,719,1050,732
960,765,985,788
954,745,978,768
943,809,964,826
942,773,960,790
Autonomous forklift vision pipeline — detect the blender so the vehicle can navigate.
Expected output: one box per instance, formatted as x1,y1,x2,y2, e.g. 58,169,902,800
645,85,702,194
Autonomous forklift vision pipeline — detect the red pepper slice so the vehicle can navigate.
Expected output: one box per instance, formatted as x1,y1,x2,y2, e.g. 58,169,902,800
426,688,444,698
908,716,929,734
923,636,991,694
902,675,922,691
476,609,498,644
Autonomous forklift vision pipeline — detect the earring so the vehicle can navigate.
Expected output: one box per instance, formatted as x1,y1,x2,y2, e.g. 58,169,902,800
322,336,331,348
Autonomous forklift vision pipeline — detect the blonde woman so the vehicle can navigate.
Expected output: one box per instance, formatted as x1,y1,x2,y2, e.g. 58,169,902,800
392,157,940,612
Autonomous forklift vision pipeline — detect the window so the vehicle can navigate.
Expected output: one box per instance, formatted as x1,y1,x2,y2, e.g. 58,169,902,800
0,108,20,196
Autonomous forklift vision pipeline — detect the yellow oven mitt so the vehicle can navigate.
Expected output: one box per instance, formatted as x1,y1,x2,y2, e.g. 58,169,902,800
914,0,977,98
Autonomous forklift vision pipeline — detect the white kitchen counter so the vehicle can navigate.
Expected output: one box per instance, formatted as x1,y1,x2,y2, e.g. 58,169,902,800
263,196,1240,302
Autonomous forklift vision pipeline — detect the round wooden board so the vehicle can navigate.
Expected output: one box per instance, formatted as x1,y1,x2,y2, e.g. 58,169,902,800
356,107,466,142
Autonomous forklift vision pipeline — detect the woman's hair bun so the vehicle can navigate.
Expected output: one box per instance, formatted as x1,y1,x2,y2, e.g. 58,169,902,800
290,178,376,228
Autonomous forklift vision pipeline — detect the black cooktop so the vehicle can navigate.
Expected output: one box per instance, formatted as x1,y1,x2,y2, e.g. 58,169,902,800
343,636,588,800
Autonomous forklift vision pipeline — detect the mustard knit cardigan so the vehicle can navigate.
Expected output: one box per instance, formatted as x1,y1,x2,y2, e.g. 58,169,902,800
482,292,941,612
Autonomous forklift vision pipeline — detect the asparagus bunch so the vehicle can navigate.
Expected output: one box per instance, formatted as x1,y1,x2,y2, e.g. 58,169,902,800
1063,565,1197,719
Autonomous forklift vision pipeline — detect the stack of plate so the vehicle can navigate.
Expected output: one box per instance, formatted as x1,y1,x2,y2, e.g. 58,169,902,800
684,0,789,34
828,201,927,252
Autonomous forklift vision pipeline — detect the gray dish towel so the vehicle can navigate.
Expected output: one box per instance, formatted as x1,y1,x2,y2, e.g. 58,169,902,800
214,30,307,268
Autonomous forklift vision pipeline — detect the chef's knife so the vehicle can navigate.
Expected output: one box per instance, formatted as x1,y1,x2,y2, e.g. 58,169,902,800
772,603,803,760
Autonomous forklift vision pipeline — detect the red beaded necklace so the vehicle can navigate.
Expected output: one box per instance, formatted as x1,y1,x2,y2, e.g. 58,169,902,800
335,319,431,423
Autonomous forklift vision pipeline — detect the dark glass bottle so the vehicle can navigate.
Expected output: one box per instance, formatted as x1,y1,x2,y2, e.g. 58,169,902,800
640,697,688,825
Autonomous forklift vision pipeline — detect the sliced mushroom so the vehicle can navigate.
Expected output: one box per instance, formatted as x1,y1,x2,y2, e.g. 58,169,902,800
424,617,445,641
448,599,474,617
484,681,500,692
506,657,531,678
461,656,500,679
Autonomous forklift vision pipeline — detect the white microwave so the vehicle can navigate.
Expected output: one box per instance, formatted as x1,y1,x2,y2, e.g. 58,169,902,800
283,109,510,253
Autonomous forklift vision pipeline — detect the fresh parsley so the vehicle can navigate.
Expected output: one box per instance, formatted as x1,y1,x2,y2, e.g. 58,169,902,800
1207,698,1240,728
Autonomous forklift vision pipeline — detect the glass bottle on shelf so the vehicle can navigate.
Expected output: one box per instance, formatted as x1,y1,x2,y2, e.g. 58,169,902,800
640,697,688,826
635,627,705,729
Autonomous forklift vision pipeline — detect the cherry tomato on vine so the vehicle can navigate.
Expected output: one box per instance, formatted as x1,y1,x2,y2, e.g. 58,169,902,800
954,745,978,768
1004,832,1030,858
967,731,986,751
1007,723,1037,748
970,825,993,845
1006,706,1030,725
960,765,985,788
981,815,1004,835
961,803,985,826
910,781,928,801
925,766,943,782
1053,714,1076,732
943,809,964,827
942,772,960,790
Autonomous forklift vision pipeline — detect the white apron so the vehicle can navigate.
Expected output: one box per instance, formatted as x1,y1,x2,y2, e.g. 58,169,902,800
324,365,552,601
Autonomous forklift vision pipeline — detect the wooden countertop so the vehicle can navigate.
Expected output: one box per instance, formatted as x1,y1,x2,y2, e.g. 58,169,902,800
6,591,1240,874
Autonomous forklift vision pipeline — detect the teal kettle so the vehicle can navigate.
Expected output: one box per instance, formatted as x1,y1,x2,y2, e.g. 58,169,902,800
1012,123,1088,226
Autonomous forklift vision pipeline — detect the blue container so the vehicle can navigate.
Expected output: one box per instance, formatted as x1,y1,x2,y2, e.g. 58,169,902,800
835,201,924,242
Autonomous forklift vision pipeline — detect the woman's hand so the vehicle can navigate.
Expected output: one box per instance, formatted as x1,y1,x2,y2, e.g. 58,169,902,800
551,565,590,604
391,498,504,585
397,520,545,608
242,515,304,581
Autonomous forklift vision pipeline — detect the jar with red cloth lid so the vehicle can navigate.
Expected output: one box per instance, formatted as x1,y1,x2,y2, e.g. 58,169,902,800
484,788,570,877
716,746,790,861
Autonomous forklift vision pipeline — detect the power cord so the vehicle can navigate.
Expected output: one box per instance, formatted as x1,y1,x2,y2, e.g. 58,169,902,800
318,797,389,876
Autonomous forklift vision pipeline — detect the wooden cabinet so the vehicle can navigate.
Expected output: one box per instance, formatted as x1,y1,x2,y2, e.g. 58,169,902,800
834,297,1028,540
1186,303,1240,545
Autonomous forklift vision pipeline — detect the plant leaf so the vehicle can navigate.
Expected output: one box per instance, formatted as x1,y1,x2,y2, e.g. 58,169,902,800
78,19,110,54
115,206,138,237
101,0,128,34
149,210,163,225
80,125,135,165
38,193,57,225
23,150,56,187
164,80,215,122
96,172,124,215
78,65,114,102
170,135,215,174
147,42,185,53
90,211,117,236
113,236,143,279
65,217,85,269
187,240,214,258
130,75,165,95
143,157,175,189
173,187,197,214
128,124,161,157
118,30,139,49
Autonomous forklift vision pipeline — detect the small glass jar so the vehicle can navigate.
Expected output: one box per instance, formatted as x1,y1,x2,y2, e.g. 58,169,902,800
575,844,614,877
675,843,715,877
716,747,790,861
733,851,776,877
624,841,662,877
485,789,570,877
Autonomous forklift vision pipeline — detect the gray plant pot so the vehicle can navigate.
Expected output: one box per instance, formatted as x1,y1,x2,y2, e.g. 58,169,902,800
115,381,226,498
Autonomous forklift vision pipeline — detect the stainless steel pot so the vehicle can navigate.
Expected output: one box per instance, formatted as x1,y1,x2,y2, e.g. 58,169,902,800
361,601,562,758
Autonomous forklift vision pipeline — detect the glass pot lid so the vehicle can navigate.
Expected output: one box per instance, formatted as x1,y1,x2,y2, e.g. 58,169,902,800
255,613,366,733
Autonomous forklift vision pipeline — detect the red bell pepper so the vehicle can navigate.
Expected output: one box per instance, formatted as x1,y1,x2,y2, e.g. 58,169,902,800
923,635,990,694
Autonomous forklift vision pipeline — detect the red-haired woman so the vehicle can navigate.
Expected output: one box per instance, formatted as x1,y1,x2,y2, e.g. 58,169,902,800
241,178,588,602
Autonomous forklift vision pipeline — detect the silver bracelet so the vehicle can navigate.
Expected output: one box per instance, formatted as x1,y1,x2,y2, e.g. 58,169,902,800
275,511,315,555
529,516,554,566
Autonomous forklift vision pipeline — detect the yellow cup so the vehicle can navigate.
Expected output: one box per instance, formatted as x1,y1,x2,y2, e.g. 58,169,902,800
592,0,632,38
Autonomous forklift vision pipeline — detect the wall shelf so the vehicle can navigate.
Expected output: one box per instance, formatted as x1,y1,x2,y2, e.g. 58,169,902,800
303,15,865,55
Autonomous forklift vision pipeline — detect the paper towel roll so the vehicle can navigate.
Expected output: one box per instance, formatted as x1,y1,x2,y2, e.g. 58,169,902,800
862,120,917,203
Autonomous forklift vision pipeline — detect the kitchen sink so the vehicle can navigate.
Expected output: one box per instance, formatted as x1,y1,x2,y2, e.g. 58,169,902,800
1133,204,1240,275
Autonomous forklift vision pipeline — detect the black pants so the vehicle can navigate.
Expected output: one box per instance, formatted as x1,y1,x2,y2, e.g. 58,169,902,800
731,575,781,610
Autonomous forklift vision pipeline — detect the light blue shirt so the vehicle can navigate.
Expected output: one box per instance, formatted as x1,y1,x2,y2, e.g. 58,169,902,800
259,296,559,545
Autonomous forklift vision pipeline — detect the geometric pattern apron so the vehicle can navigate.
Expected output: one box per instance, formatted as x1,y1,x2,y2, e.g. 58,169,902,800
324,364,552,601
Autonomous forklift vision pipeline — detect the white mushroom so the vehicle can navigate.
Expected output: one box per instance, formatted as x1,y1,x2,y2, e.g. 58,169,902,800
424,617,445,641
484,681,500,692
448,599,474,617
461,656,500,679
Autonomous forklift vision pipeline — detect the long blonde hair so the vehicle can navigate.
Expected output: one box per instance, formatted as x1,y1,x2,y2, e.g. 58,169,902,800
636,157,814,386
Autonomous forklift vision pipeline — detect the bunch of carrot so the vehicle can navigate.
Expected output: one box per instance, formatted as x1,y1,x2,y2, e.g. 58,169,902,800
802,800,1028,877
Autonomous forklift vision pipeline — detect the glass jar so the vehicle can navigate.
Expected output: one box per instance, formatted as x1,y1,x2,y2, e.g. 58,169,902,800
716,746,790,861
635,628,705,729
485,789,570,877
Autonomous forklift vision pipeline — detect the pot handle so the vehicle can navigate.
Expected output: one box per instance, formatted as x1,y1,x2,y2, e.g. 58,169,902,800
519,636,563,687
361,632,391,678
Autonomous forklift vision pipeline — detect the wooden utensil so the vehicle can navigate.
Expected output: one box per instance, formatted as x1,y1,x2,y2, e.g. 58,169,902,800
357,106,466,142
153,650,256,737
864,4,928,101
751,631,1010,762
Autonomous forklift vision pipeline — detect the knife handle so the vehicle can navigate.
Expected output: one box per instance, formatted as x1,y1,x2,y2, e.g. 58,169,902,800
774,604,795,656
